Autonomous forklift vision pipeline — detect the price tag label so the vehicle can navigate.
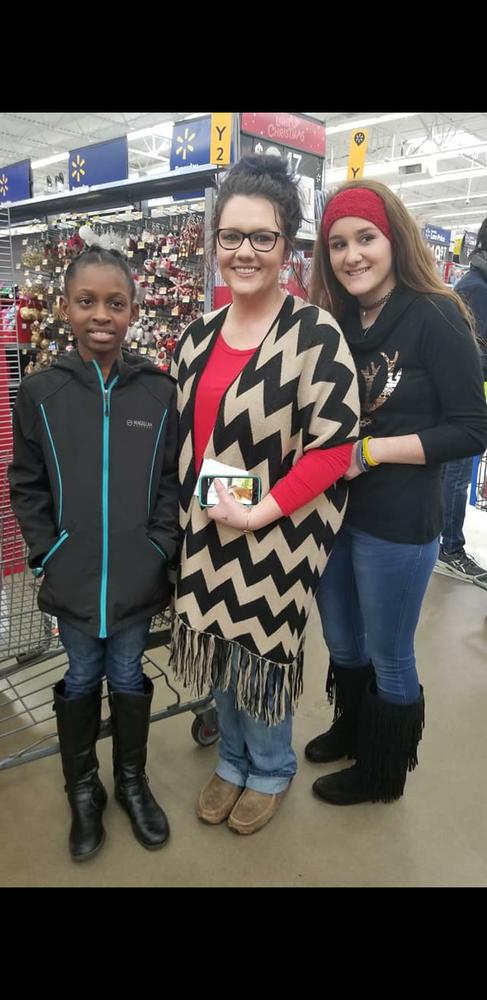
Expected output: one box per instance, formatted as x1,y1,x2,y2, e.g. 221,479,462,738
131,340,138,349
196,247,204,255
59,327,65,334
48,286,54,294
16,263,21,270
198,294,205,302
182,295,190,303
22,239,28,246
148,275,155,284
56,267,62,273
35,266,41,273
149,310,156,318
170,254,178,262
137,242,145,250
127,251,134,258
42,259,48,266
139,346,148,355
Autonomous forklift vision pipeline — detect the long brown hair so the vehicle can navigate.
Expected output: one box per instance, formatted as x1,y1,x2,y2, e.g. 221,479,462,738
309,178,474,331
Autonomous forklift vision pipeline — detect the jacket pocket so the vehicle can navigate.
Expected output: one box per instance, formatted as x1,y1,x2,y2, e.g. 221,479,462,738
109,527,170,623
41,530,70,568
38,526,98,624
147,537,168,561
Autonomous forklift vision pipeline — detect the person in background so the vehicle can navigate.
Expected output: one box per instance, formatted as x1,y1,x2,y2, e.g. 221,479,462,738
436,217,487,582
9,248,179,860
170,155,359,836
306,180,487,807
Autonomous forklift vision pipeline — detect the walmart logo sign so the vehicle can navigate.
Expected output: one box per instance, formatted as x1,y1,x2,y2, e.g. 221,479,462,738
170,117,212,170
69,137,128,190
0,159,31,204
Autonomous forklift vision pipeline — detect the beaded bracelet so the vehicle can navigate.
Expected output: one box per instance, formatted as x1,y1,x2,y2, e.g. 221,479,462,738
356,441,370,473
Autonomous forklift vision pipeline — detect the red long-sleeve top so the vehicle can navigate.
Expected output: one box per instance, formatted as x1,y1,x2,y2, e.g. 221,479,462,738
194,333,353,516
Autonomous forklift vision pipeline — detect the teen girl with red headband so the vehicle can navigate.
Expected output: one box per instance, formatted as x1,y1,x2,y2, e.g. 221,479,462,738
306,179,487,806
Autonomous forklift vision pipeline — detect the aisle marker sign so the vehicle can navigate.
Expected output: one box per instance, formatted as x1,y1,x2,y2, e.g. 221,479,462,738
346,128,369,180
210,114,232,166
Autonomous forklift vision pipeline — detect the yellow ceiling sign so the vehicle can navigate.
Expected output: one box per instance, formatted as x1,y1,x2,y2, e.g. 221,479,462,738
210,113,232,166
347,128,369,180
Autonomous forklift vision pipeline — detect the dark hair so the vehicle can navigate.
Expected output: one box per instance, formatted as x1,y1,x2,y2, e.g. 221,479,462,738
64,246,136,301
475,217,487,253
213,154,302,248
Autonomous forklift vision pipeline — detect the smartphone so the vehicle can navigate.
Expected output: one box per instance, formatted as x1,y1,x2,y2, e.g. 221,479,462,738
199,475,261,507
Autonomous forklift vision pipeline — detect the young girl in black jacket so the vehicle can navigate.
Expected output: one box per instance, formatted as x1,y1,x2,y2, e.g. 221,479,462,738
9,248,179,859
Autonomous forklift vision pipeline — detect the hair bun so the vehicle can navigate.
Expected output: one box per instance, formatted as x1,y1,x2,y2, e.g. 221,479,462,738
233,154,292,179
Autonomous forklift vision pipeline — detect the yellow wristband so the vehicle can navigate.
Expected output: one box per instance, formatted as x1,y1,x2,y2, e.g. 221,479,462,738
362,436,380,467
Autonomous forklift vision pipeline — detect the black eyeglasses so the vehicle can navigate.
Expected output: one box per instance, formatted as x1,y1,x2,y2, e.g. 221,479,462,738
216,229,284,252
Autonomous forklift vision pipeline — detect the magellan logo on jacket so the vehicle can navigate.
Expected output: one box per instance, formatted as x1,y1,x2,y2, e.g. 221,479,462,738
126,419,153,429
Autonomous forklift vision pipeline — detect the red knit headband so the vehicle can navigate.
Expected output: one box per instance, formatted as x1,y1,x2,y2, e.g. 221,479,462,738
322,188,393,244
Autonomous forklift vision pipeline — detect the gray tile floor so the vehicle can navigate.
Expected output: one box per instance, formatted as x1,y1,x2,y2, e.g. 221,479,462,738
1,564,486,887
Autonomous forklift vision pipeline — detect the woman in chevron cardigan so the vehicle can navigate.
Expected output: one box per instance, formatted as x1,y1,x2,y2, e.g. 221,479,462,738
170,156,360,835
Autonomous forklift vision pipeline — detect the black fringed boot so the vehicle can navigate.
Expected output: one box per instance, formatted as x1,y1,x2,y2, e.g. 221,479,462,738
305,660,374,763
109,675,170,849
312,680,425,805
53,681,108,861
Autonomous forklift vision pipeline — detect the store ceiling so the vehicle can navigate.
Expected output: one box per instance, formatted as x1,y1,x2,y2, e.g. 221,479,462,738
1,111,486,232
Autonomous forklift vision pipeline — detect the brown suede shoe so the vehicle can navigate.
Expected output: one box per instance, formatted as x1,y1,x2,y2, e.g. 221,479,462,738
227,787,287,836
196,773,244,824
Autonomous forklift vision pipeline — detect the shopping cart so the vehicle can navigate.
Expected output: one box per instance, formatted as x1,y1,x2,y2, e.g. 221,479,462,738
0,544,219,773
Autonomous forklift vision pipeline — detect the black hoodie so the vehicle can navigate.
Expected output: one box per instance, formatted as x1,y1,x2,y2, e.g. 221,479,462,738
8,349,179,638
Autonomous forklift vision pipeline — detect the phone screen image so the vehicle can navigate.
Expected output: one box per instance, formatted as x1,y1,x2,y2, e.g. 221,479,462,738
200,476,260,506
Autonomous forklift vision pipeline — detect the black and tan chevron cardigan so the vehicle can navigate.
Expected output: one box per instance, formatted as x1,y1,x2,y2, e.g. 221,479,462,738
169,296,360,723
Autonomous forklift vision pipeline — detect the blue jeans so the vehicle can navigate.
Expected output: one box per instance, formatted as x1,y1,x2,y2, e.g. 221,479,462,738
440,457,473,553
315,524,438,705
59,619,151,699
213,649,297,794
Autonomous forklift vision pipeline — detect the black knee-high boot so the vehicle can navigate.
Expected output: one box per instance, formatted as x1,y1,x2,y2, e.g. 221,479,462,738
53,681,108,861
109,675,169,849
305,660,374,763
312,680,425,804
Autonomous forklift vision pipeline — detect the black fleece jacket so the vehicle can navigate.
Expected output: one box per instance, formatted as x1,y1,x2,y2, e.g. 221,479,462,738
8,349,179,638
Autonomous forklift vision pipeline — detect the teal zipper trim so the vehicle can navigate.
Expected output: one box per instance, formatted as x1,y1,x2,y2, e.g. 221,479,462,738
93,362,119,638
148,538,167,560
147,409,167,517
40,403,63,531
41,529,69,567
